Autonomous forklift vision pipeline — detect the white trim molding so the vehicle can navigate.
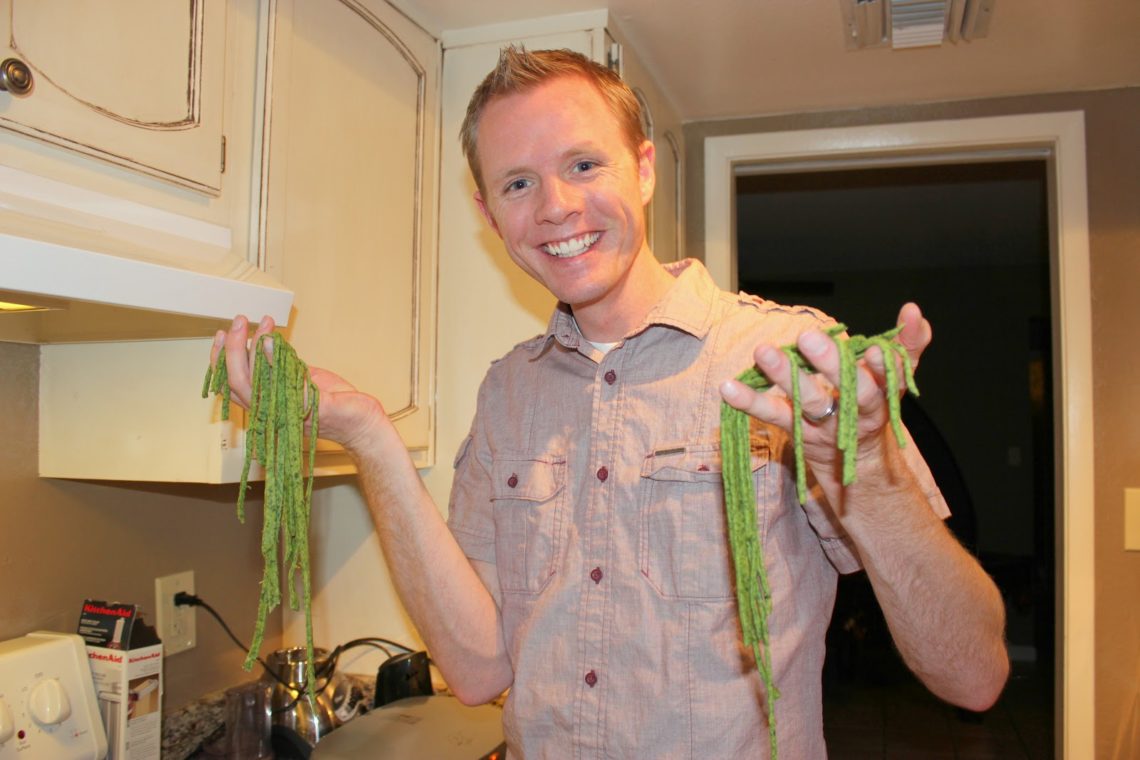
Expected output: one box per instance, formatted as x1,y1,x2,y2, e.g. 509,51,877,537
704,111,1093,760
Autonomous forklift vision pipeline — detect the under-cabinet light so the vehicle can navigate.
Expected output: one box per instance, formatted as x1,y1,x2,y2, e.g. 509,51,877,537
0,300,47,312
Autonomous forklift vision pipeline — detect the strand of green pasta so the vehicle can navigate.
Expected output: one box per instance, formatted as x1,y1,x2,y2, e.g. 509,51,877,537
720,390,780,758
719,323,919,760
203,332,320,702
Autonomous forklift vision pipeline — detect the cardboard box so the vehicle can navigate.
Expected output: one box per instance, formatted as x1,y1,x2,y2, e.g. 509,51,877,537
77,600,163,760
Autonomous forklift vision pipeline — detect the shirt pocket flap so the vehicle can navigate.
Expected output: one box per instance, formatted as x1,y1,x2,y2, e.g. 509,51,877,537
641,440,768,483
491,456,566,502
641,443,723,482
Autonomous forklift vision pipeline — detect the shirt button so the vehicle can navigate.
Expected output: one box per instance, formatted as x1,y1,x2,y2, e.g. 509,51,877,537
596,466,608,482
590,567,603,584
584,670,598,687
507,474,518,488
604,369,617,385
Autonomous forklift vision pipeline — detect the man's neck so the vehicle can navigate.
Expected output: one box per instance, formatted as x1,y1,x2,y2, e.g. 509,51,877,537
572,252,675,343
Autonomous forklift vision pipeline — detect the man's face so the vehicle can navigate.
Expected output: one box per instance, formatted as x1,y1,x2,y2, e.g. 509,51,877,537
473,75,655,316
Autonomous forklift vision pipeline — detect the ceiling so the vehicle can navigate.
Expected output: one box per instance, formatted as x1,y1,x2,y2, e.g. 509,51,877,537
406,0,1140,122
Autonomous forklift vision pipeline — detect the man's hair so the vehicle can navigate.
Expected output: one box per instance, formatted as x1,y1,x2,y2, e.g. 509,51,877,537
460,46,646,193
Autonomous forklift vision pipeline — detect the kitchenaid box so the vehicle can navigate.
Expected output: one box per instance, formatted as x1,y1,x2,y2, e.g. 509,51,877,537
77,600,163,760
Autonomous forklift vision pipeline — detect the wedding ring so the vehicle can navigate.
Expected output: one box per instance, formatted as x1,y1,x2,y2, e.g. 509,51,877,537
804,395,838,423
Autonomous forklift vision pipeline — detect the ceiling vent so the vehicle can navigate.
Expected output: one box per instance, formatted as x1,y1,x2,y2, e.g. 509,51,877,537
840,0,995,50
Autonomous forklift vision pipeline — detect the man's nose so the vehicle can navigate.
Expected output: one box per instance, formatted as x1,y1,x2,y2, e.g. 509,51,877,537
535,178,581,224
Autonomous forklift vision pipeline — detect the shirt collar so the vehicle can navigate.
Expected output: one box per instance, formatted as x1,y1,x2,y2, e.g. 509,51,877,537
530,258,719,356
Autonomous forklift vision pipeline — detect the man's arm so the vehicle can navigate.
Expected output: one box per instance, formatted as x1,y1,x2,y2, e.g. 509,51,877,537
215,316,513,705
720,303,1009,711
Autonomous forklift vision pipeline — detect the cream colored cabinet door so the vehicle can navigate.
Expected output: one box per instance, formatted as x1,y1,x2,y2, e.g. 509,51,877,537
260,0,439,469
0,0,226,193
605,28,685,264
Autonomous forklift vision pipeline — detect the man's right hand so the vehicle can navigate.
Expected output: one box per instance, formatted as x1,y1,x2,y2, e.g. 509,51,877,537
210,315,389,455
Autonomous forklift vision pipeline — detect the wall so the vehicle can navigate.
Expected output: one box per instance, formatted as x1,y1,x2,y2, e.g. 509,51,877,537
0,341,282,711
683,85,1140,759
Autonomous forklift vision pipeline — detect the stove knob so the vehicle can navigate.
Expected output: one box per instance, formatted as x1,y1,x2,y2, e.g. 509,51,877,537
29,678,72,725
0,698,14,743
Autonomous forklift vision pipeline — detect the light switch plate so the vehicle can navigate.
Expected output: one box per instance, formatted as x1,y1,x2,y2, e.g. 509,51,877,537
1125,489,1140,551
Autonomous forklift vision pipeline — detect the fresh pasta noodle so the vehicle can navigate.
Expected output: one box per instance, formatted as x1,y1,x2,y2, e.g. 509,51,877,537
719,324,918,759
203,332,320,699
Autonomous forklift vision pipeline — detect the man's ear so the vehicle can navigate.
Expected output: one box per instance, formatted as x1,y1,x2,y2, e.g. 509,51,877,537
637,140,656,206
474,190,502,237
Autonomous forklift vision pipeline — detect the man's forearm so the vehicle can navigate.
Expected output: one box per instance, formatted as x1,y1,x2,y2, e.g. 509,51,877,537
829,435,1010,711
346,420,514,705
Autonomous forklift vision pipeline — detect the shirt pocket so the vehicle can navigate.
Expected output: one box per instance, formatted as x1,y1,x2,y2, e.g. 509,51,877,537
638,441,768,600
490,454,567,595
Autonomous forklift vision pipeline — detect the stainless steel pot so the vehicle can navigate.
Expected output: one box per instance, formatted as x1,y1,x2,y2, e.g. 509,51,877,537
261,646,346,749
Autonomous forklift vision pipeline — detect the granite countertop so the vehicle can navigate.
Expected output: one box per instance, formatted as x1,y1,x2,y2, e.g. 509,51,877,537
164,668,508,759
162,685,227,760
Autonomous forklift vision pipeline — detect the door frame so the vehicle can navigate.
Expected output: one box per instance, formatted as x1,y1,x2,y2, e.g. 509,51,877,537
703,111,1092,760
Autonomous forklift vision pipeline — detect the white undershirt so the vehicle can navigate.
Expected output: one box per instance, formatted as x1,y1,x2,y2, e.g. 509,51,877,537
572,315,619,354
588,339,619,354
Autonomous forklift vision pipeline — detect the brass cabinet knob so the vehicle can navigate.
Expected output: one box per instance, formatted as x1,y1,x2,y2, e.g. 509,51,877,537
0,57,33,96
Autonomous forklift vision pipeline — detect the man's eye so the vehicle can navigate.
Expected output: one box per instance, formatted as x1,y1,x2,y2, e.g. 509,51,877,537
574,160,596,173
506,179,529,192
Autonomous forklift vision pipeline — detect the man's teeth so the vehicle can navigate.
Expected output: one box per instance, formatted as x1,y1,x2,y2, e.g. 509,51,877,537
543,232,600,257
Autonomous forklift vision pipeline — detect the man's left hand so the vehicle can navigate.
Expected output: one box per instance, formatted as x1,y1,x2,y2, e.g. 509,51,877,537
720,302,932,489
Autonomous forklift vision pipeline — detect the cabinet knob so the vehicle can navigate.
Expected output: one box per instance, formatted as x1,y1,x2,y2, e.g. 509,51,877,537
0,57,33,97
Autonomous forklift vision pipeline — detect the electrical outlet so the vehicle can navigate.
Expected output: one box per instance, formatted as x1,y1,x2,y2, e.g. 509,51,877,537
155,571,196,655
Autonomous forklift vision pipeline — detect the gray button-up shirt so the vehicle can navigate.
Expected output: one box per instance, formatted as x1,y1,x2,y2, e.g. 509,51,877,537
448,259,947,759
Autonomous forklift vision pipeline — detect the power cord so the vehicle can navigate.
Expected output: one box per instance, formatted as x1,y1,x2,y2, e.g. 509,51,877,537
173,591,418,709
174,592,298,691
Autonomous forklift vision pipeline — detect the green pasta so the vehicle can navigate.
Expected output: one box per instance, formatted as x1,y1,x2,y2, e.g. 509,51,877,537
203,332,320,701
719,324,918,759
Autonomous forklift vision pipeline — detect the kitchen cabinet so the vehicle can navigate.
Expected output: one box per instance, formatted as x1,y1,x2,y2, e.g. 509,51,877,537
0,0,226,192
33,0,441,481
605,24,685,263
0,0,266,250
0,0,274,343
258,0,440,470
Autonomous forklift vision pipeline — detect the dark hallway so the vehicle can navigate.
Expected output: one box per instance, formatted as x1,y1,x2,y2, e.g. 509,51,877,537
736,160,1056,758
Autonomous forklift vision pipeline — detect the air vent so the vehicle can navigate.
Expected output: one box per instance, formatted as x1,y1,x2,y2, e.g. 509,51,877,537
890,0,947,48
840,0,994,50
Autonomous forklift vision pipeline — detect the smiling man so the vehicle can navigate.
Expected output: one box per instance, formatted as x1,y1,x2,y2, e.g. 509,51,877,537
466,67,673,343
216,47,1009,759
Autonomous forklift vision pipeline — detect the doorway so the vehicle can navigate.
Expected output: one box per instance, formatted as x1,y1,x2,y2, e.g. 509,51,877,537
735,160,1054,757
703,111,1094,759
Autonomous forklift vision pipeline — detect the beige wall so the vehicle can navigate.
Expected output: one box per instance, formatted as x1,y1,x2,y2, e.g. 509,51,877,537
683,86,1140,758
0,340,282,711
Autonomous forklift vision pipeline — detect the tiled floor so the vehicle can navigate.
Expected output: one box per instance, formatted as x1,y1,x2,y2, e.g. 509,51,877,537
823,656,1053,759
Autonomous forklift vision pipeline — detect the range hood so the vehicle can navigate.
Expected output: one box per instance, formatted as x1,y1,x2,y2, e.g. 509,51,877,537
0,166,293,344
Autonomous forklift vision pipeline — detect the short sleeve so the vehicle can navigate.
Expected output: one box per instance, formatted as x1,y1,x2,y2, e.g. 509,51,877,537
446,421,498,565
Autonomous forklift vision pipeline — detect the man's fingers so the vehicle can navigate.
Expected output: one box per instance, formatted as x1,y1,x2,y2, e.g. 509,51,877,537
210,329,225,367
726,306,928,438
897,302,932,368
220,315,256,406
248,315,276,368
720,378,789,429
791,330,846,421
745,338,840,425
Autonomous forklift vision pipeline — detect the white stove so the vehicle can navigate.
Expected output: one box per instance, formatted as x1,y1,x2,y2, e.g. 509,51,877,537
0,632,108,760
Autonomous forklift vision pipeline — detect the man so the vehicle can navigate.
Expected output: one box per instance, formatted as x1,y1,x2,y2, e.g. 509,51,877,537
216,47,1008,758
